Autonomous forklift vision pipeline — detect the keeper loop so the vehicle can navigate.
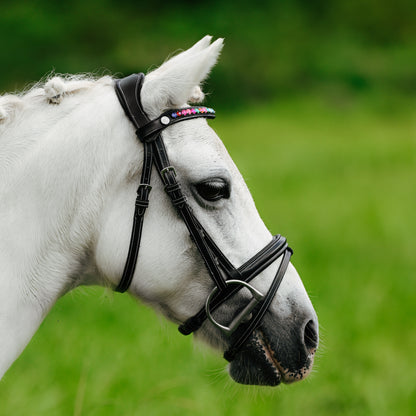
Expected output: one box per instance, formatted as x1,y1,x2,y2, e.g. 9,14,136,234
165,183,181,194
171,195,187,206
135,198,149,208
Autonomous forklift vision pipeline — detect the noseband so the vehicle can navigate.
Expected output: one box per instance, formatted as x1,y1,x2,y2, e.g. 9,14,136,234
115,74,292,361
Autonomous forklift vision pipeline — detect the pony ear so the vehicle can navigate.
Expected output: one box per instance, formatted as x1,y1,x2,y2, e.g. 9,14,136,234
141,36,223,117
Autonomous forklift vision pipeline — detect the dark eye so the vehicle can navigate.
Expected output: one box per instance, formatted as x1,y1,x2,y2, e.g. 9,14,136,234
195,178,230,202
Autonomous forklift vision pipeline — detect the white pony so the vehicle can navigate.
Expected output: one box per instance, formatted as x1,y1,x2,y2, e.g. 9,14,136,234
0,36,318,385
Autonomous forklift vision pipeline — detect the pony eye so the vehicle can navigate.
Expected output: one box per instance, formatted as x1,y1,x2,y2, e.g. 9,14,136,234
195,179,230,202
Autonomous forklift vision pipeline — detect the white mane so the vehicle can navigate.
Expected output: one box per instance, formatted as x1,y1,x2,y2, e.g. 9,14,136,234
0,75,114,127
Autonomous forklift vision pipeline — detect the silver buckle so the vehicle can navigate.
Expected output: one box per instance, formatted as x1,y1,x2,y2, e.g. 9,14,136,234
160,166,176,180
205,280,264,334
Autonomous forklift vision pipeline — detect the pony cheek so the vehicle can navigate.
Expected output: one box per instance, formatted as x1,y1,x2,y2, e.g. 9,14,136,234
93,220,132,286
94,243,126,286
128,258,210,324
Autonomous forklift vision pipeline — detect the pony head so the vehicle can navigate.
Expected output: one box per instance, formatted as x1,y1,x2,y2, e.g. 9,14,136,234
0,36,318,386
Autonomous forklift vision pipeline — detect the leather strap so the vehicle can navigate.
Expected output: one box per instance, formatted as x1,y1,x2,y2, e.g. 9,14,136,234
151,135,228,292
114,142,152,292
115,74,149,130
114,74,153,292
138,107,215,141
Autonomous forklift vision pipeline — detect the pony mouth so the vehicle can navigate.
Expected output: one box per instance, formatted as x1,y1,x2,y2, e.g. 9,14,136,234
228,328,315,386
228,330,284,386
254,330,285,376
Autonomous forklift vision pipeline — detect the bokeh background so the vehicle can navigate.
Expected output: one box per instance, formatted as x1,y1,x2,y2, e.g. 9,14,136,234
0,1,415,415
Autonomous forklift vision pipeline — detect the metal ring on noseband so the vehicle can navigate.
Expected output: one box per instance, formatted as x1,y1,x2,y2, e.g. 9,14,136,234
206,280,265,334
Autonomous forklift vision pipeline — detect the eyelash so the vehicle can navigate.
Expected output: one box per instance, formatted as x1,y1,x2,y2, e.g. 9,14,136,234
195,179,230,202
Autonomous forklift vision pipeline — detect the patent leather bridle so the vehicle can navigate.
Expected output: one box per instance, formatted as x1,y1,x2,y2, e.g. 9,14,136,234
114,73,293,361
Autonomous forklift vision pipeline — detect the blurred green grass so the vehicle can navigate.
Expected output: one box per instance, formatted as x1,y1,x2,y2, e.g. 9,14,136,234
0,95,414,415
1,0,416,107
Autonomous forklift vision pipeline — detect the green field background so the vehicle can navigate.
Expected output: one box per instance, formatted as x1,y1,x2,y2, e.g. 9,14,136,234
1,1,415,415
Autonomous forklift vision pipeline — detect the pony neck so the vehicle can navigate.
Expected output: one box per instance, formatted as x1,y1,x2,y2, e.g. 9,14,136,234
0,81,128,377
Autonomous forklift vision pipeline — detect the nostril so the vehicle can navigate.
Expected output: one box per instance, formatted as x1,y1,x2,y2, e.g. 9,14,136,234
303,319,318,353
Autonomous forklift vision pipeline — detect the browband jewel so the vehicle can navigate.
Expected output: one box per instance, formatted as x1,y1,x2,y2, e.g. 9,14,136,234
171,107,215,118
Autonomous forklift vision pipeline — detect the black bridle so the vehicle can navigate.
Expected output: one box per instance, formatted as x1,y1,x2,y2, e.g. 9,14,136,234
114,74,293,361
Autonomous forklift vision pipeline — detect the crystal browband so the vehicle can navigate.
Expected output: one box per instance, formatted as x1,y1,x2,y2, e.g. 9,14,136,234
136,106,216,142
170,107,215,118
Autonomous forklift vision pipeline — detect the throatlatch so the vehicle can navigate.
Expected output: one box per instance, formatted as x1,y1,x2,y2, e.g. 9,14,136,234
115,73,293,361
